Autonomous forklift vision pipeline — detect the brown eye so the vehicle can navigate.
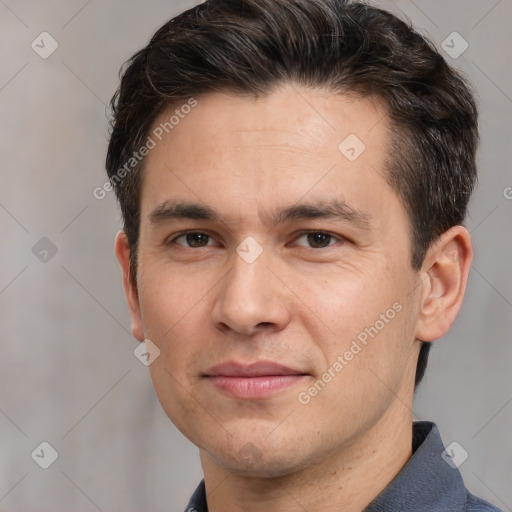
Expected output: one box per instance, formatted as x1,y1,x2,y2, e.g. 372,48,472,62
173,232,213,247
295,232,339,248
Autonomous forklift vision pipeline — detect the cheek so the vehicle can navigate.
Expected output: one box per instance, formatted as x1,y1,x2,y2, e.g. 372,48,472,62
139,269,212,437
298,267,415,395
138,261,206,333
297,304,414,442
295,267,395,347
136,265,214,379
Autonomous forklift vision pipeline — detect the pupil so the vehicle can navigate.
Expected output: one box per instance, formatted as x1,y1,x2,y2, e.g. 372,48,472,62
187,233,208,247
307,232,330,248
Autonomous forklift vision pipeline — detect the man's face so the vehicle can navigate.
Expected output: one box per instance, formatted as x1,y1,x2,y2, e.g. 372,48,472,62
130,85,423,476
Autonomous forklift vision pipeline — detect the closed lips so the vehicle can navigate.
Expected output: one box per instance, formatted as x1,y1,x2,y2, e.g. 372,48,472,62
205,361,307,377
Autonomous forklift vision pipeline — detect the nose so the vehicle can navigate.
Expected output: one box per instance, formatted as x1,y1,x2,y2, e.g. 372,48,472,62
211,247,292,337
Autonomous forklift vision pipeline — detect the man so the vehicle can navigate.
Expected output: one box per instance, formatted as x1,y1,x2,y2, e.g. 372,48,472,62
105,0,502,510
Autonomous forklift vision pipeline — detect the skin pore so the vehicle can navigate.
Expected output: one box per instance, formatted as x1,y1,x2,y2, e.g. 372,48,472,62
114,84,473,512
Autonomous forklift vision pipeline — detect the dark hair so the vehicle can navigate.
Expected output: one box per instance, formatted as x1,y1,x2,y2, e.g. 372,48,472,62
105,0,478,389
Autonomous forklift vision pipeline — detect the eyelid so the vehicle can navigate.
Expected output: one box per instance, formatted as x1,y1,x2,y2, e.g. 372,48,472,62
165,229,346,248
167,230,219,247
291,230,346,248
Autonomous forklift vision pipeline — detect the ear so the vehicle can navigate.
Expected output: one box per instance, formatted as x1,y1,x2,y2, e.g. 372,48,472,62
415,226,473,342
114,231,145,342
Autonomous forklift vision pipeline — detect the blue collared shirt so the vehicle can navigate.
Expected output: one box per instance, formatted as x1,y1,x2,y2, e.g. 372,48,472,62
184,421,503,511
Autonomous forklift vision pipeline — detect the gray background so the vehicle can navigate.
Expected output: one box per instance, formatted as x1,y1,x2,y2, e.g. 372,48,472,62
1,1,511,511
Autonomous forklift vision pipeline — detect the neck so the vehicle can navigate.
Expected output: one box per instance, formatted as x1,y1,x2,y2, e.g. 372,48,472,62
199,404,413,512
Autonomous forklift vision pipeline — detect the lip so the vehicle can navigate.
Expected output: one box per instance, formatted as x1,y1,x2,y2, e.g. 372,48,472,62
204,360,308,399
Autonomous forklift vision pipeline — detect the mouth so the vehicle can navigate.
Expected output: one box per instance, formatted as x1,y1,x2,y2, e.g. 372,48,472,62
204,360,309,399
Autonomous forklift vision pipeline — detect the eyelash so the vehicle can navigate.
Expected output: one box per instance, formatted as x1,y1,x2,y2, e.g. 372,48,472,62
167,230,345,249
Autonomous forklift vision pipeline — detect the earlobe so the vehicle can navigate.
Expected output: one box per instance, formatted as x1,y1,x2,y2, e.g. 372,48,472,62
114,231,145,342
415,226,473,342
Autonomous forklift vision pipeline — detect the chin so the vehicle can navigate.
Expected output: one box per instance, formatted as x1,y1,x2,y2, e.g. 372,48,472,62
204,437,318,479
217,455,301,479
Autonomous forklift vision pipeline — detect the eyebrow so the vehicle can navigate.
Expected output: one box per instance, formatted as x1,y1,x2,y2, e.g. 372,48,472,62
148,199,372,229
270,200,371,228
149,201,219,224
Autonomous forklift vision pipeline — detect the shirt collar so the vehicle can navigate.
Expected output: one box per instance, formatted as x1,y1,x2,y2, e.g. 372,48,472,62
184,422,468,512
364,421,467,511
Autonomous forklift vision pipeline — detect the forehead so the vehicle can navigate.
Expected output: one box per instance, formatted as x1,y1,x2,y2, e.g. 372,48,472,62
139,85,398,225
150,85,389,153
